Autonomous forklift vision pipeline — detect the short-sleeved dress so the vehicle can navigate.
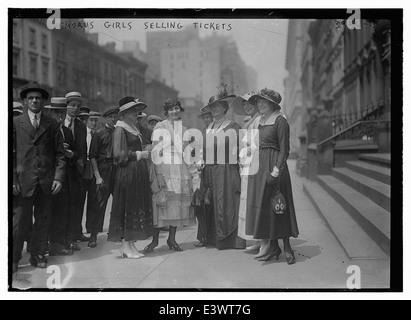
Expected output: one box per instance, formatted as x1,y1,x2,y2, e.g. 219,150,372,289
108,124,153,242
245,115,299,240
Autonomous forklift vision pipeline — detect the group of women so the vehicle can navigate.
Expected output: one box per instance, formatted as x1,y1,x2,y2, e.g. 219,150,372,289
107,86,299,265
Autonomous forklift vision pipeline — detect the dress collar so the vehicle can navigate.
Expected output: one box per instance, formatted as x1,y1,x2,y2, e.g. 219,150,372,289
116,120,142,137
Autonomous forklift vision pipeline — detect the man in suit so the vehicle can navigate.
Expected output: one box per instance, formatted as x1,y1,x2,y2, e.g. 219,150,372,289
82,111,100,235
86,107,118,248
43,98,78,256
64,92,88,251
13,82,65,272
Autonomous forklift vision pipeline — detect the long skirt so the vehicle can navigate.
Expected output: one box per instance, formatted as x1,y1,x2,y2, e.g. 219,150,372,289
108,160,153,242
206,164,246,250
246,149,299,240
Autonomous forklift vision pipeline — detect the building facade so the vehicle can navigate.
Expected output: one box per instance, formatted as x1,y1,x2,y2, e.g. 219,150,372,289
148,27,255,111
144,78,179,118
284,19,314,157
12,19,147,113
12,19,54,100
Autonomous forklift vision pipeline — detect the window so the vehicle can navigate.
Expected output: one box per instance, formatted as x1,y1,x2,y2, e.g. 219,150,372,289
104,63,108,77
56,40,65,58
13,21,19,44
42,59,49,83
29,28,36,49
29,55,37,81
13,50,20,76
57,64,67,87
41,34,48,53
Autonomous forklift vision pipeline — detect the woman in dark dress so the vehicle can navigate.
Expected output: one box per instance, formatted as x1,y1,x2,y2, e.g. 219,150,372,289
245,89,299,264
108,97,153,259
200,85,246,250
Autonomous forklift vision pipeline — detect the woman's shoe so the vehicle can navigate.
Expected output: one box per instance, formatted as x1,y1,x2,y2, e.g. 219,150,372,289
167,240,183,252
119,245,143,259
244,244,261,253
258,248,282,262
285,251,296,265
143,242,158,253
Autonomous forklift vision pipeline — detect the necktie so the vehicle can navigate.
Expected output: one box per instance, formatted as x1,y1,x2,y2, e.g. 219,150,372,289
33,114,38,130
70,118,75,138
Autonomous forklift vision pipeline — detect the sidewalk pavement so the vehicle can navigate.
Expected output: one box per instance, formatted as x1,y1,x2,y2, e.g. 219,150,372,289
12,160,390,289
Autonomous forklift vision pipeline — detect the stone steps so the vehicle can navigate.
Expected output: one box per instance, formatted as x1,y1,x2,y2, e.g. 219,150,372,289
316,175,390,256
345,160,390,185
332,167,390,212
303,179,388,260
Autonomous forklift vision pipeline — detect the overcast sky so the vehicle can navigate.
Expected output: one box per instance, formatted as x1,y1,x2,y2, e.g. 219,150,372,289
85,18,289,96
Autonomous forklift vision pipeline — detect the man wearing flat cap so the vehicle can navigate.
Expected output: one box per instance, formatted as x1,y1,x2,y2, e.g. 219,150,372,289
86,106,118,248
13,82,66,273
64,91,89,249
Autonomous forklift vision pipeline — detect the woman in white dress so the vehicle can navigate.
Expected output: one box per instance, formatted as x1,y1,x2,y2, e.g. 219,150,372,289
233,92,262,252
144,98,196,253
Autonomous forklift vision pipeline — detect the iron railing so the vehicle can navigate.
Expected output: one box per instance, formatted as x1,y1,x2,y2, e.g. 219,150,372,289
318,119,391,148
331,101,385,136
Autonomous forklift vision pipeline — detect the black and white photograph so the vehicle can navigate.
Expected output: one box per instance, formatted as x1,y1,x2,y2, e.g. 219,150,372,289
5,4,403,297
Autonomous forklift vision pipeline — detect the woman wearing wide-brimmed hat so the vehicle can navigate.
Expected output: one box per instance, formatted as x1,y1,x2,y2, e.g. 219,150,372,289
245,88,299,264
232,92,262,252
108,96,153,259
200,85,246,250
145,97,196,253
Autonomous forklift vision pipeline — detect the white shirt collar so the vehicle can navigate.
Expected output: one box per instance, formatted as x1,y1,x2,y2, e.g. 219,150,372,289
87,126,93,134
27,109,41,122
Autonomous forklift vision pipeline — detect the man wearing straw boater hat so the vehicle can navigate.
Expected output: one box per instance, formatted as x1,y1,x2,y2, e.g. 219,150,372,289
43,98,78,256
86,106,119,248
13,102,24,117
13,82,66,276
64,91,89,250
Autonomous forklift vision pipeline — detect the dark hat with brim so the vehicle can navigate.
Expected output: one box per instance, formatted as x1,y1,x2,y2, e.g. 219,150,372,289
44,97,67,110
147,115,163,123
201,85,236,112
119,96,147,113
13,102,24,114
78,106,91,114
103,106,119,117
19,82,49,100
249,88,282,110
232,92,257,116
65,92,87,104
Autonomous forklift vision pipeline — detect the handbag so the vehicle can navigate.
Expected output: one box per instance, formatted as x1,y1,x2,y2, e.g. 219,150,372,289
270,172,287,215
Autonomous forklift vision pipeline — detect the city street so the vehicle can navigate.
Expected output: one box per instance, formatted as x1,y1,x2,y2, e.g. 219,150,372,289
12,160,390,290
